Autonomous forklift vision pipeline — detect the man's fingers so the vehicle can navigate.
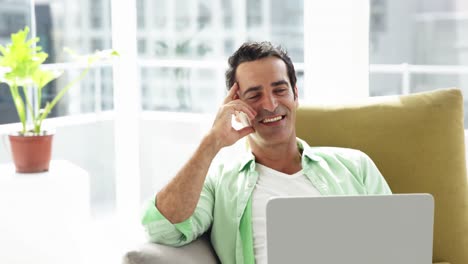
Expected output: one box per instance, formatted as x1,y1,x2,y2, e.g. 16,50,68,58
236,126,255,138
224,82,239,104
230,102,256,121
221,82,257,122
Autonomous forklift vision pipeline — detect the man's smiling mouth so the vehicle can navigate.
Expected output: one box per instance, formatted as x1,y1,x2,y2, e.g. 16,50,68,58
261,115,285,124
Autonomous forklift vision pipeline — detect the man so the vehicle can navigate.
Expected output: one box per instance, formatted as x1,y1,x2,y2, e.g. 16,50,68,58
141,41,392,264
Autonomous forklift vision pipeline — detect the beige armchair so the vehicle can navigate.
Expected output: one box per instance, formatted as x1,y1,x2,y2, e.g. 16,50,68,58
124,88,468,264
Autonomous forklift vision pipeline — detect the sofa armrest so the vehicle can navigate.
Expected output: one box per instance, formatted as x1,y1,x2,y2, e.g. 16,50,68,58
122,234,219,264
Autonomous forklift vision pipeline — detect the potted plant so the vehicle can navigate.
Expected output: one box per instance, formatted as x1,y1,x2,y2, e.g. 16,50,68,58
0,26,118,173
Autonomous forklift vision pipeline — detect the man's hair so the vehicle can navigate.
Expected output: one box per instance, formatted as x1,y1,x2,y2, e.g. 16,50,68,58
225,41,297,97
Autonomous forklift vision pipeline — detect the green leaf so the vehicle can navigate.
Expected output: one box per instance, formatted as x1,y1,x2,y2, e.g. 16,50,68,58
0,26,48,85
32,68,61,89
9,84,26,134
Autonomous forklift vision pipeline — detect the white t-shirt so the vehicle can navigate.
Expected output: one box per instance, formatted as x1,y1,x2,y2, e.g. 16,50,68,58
252,163,322,264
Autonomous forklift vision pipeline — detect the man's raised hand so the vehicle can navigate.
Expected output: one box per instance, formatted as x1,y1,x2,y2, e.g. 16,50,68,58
209,82,256,150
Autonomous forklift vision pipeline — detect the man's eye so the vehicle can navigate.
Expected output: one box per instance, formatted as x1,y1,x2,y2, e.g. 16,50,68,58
276,89,287,94
248,94,260,100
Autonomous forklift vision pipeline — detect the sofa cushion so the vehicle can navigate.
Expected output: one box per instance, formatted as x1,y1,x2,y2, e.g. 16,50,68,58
122,234,219,264
296,88,468,264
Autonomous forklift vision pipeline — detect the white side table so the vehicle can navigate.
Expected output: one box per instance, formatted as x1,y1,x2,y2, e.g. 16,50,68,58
0,160,90,264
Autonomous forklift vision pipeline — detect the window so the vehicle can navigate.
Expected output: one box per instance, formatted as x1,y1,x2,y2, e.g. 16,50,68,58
137,0,145,29
138,38,147,55
0,1,30,40
90,0,103,28
247,0,262,28
91,38,103,50
29,0,113,118
369,0,468,126
136,0,304,112
222,0,233,29
153,0,167,28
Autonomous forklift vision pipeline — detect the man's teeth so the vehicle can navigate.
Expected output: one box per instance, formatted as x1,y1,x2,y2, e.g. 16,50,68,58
262,116,282,123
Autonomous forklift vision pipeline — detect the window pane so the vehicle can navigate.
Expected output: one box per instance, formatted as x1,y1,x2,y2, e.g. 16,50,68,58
90,0,104,28
137,0,145,29
153,0,167,28
369,74,403,96
36,0,113,117
137,0,304,112
246,0,304,62
269,0,304,62
41,66,114,117
370,0,468,65
411,73,464,93
222,0,233,29
141,67,224,112
0,0,31,43
369,1,468,74
369,0,468,127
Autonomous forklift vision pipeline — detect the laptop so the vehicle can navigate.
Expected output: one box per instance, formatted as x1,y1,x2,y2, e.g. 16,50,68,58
266,194,434,264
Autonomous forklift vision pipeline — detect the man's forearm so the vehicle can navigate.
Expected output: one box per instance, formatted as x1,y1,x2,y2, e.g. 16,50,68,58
155,134,221,223
155,82,255,224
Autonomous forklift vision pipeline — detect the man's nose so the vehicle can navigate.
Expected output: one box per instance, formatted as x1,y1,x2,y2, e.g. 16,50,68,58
261,94,278,112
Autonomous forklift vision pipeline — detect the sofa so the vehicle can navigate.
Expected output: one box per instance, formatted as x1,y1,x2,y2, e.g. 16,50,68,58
123,88,467,264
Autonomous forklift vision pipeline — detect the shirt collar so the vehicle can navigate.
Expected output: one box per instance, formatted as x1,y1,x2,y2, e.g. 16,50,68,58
296,138,322,162
237,137,321,172
238,151,256,172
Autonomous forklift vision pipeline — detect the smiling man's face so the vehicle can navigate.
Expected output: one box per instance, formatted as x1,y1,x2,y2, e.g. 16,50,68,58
236,56,299,148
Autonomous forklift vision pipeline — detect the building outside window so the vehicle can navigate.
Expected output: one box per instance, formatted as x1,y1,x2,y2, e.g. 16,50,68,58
369,0,468,126
137,0,304,113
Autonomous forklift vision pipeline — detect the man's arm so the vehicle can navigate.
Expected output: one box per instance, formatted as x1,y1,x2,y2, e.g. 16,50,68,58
155,82,256,223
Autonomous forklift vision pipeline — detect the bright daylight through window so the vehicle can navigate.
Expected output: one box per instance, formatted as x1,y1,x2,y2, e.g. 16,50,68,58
369,0,468,127
137,0,304,112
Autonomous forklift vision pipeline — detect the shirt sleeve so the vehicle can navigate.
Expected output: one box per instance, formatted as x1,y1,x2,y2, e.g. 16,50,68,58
359,151,392,195
140,174,215,247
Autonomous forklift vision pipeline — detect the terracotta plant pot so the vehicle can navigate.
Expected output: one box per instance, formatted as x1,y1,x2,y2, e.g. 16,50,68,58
8,133,53,173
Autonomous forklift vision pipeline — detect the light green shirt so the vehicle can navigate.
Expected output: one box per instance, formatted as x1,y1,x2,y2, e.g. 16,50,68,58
141,138,392,264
